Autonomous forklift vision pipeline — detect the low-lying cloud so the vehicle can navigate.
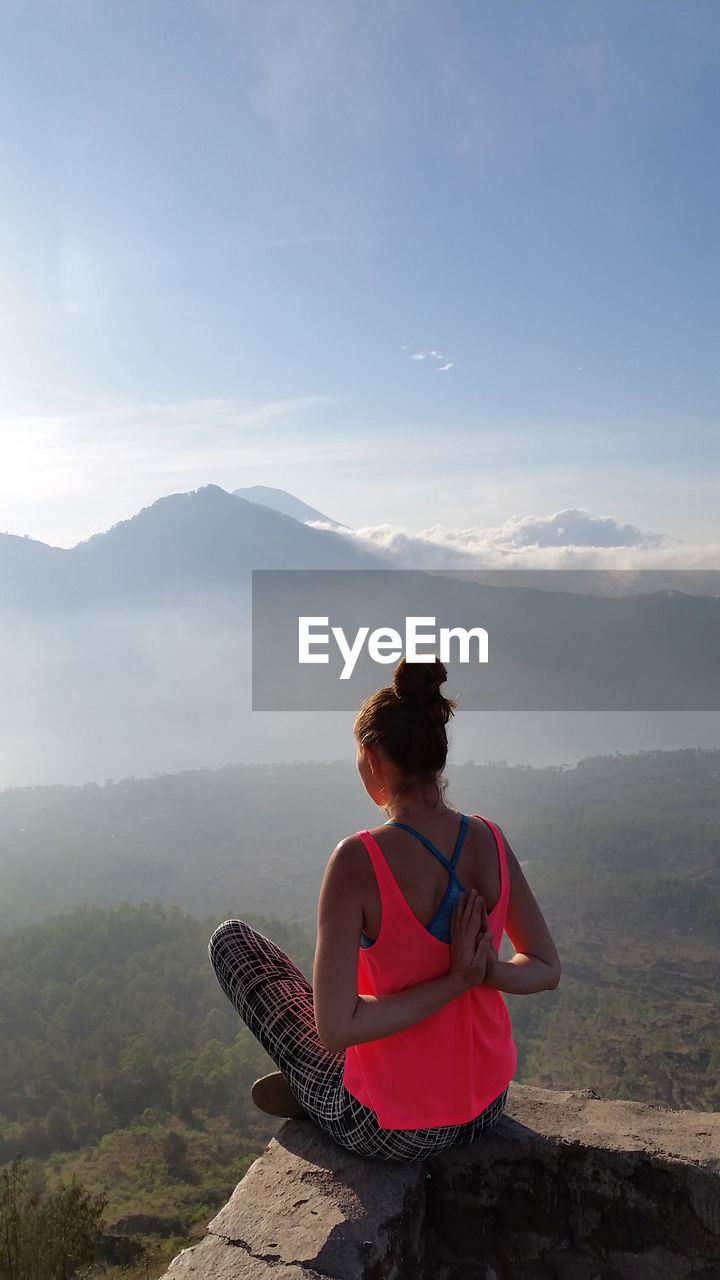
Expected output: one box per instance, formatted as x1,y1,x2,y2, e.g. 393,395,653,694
309,507,719,570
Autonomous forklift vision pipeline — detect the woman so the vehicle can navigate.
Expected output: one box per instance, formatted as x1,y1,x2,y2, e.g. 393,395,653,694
209,657,560,1161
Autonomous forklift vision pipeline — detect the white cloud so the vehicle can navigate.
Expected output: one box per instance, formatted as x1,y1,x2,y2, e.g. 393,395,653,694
437,362,454,372
488,508,666,549
310,508,720,570
409,349,453,366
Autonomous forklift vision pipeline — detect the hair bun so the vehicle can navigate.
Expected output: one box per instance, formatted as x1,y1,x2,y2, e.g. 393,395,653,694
392,655,448,705
353,656,456,779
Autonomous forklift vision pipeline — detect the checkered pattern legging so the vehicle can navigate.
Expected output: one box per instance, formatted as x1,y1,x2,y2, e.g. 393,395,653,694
209,919,508,1162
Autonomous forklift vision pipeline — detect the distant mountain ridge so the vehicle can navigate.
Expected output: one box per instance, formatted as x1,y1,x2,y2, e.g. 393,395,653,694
0,485,379,610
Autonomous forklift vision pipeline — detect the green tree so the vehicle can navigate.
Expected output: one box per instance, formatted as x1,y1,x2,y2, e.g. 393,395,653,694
0,1155,106,1280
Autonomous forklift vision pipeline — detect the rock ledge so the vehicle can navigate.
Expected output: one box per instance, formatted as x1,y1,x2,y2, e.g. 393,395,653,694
160,1083,720,1279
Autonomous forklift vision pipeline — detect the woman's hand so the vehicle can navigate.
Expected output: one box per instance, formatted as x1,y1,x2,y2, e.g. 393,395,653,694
448,889,495,993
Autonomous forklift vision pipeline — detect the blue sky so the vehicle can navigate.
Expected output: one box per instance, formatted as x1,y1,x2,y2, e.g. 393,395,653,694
1,0,718,553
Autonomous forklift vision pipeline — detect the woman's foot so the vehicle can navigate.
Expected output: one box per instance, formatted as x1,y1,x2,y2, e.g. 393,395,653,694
251,1072,308,1119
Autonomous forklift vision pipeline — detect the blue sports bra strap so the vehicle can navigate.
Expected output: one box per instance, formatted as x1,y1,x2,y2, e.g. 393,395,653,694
384,821,453,871
450,814,468,868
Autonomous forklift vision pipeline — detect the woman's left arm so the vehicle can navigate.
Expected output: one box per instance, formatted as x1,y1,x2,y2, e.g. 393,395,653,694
313,838,491,1052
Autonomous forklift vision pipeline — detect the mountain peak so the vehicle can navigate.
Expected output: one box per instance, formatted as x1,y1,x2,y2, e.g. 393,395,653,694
233,486,346,530
27,484,381,607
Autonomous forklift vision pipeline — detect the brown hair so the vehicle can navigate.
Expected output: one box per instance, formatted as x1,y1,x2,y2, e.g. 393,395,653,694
353,656,456,786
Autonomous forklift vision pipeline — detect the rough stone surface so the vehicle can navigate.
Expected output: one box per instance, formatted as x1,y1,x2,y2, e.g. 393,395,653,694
161,1123,424,1279
159,1084,720,1279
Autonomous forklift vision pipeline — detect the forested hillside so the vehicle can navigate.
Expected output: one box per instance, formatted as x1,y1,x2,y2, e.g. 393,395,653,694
0,905,314,1164
0,906,311,1275
1,748,718,932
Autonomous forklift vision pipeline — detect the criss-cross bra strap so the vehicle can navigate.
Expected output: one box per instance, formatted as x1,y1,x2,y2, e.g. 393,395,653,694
385,813,468,871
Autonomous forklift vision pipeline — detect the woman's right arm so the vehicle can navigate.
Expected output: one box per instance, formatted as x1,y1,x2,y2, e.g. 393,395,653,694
483,834,561,995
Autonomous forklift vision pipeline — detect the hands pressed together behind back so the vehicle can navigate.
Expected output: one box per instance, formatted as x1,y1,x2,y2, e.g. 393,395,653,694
447,889,499,993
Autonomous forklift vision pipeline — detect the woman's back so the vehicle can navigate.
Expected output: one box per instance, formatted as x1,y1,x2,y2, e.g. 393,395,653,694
358,810,503,943
342,814,516,1128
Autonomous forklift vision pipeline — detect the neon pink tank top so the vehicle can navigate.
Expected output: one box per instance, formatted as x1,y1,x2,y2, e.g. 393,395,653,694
342,815,517,1129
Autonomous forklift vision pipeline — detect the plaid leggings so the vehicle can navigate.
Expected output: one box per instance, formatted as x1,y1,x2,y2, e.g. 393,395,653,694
209,919,508,1162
